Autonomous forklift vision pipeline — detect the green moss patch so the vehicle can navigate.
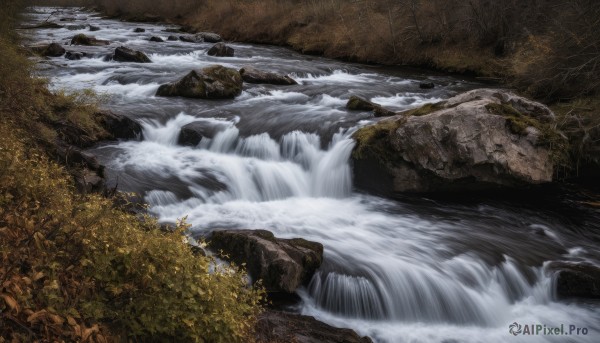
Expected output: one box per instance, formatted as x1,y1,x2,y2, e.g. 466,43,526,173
402,101,446,116
352,119,404,163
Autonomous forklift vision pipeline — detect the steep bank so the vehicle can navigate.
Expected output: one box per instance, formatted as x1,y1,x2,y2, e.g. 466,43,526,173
0,3,263,342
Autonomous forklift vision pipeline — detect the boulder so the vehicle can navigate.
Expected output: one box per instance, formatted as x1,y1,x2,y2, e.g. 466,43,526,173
179,32,222,43
239,66,298,85
112,46,152,63
351,89,563,194
207,42,234,57
133,27,146,33
65,51,88,60
179,34,203,43
149,36,164,42
178,122,224,146
209,230,323,293
255,310,373,343
167,35,179,41
32,43,65,57
419,82,435,89
70,33,109,46
346,95,396,117
96,110,143,140
89,25,101,32
156,65,243,99
199,32,223,43
552,263,600,299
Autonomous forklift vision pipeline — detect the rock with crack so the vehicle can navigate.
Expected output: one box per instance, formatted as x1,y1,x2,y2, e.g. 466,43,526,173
209,229,323,293
351,88,564,194
239,66,298,85
156,65,243,99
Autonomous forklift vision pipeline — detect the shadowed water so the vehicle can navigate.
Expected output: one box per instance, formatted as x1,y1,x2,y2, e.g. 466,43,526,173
22,7,600,343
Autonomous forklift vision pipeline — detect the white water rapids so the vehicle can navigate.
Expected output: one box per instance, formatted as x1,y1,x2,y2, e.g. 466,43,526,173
22,7,600,343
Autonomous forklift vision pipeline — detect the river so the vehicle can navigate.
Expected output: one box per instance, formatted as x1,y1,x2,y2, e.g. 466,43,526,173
22,6,600,343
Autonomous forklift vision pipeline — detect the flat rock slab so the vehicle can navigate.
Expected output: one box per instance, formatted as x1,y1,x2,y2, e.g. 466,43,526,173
255,310,373,343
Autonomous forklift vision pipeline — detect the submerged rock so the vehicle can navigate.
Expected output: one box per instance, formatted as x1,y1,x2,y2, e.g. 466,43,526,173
65,51,88,60
209,229,323,293
207,42,234,57
156,65,243,99
178,122,224,146
133,27,146,33
255,310,373,343
346,95,396,117
352,89,562,194
239,66,298,85
70,33,109,46
89,25,101,31
167,35,179,41
112,46,152,63
419,81,435,89
149,36,164,42
66,24,87,30
552,263,600,299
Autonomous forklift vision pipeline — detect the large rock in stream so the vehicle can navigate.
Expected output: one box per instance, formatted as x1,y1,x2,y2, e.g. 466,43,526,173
207,42,234,57
550,262,600,299
31,42,66,57
111,46,151,63
347,95,396,117
255,310,373,343
352,89,564,194
239,66,298,85
70,33,109,46
156,65,243,99
209,230,323,293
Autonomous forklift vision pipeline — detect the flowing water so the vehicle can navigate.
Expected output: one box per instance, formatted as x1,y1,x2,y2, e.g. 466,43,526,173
22,7,600,343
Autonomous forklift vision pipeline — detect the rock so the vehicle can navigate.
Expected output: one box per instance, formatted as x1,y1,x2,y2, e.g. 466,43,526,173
179,34,203,43
149,36,164,42
351,89,562,194
167,35,179,41
199,32,223,43
207,42,234,57
96,110,143,140
74,168,104,194
239,66,298,85
156,65,243,99
89,25,101,31
66,24,87,30
32,43,65,57
112,46,152,63
133,27,146,33
20,22,63,29
346,95,396,117
552,263,600,299
54,142,103,172
60,17,76,22
178,122,224,146
209,230,323,293
70,33,109,46
419,82,435,89
255,310,373,343
65,51,88,60
179,32,222,43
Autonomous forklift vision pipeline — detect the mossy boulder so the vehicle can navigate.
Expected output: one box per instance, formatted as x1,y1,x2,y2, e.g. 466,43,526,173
156,65,243,99
352,89,563,194
209,229,324,293
112,46,152,63
70,33,109,46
